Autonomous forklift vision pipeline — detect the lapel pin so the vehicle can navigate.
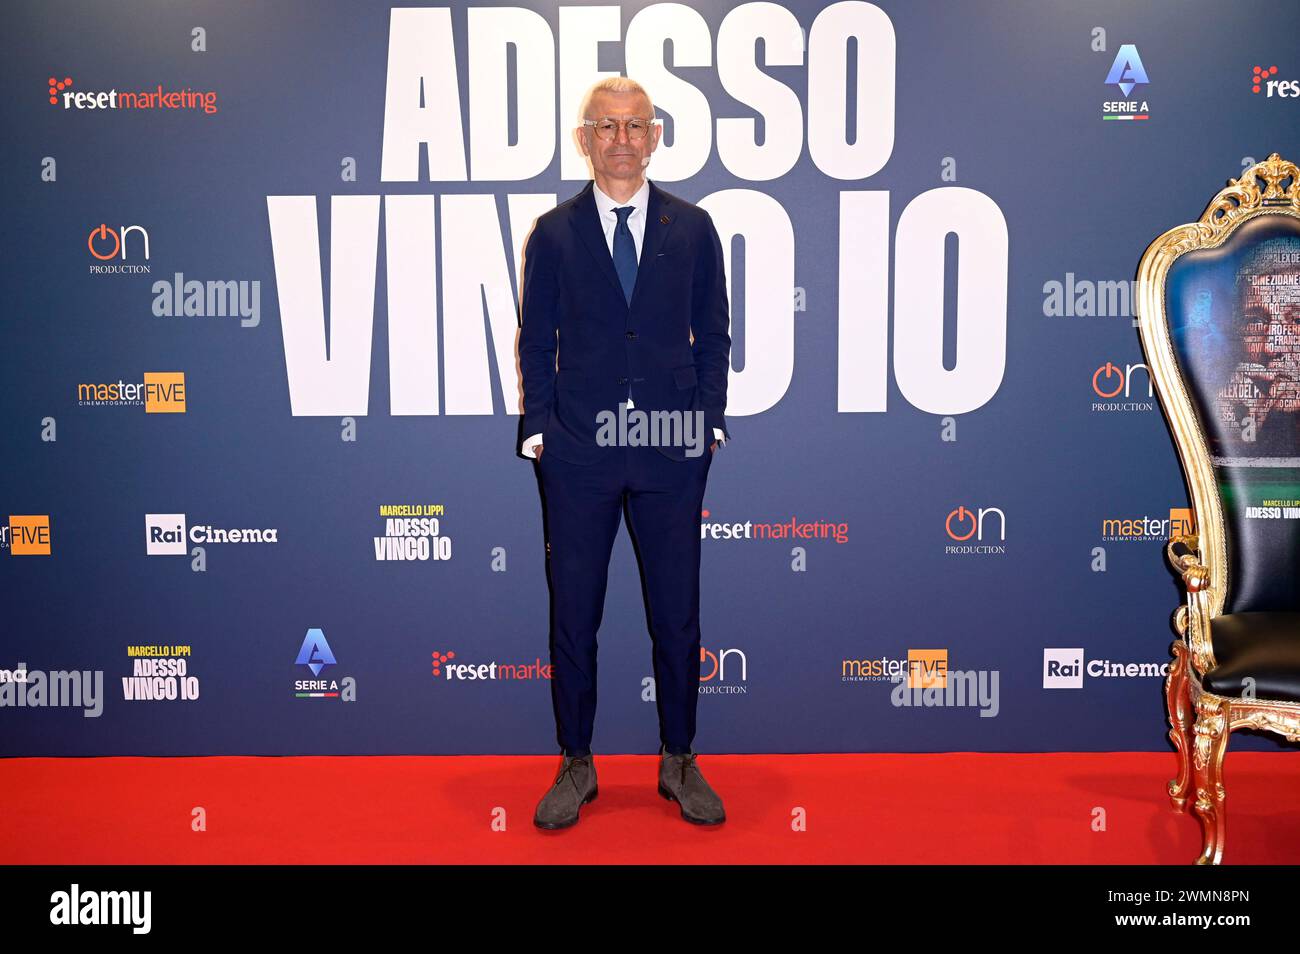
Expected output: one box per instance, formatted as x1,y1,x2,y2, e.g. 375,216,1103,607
659,214,670,224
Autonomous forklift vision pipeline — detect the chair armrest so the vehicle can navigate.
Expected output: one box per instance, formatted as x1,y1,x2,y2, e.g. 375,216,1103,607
1166,532,1217,675
1166,534,1209,592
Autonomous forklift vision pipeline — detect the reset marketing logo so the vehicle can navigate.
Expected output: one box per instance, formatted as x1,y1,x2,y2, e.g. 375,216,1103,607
1250,63,1300,98
47,73,219,113
430,649,553,682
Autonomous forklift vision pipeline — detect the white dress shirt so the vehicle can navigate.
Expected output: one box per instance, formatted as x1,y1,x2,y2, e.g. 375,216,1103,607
522,177,726,458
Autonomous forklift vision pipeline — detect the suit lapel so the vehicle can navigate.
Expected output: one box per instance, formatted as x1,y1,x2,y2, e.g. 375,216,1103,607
628,181,676,316
571,180,625,305
569,178,679,315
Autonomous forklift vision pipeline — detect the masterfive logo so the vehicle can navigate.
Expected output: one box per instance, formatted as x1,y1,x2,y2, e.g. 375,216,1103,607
77,372,186,412
8,516,51,555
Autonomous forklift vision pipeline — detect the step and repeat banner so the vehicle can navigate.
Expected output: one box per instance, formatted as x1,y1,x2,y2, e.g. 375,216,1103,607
3,0,1298,755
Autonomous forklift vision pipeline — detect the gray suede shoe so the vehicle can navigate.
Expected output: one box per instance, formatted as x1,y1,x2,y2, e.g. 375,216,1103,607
533,753,598,830
658,746,726,825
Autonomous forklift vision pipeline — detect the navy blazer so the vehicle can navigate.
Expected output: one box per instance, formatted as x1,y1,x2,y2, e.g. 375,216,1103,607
518,178,732,464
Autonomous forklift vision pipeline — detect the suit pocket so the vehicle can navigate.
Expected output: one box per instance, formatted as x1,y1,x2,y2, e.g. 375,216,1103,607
673,365,697,390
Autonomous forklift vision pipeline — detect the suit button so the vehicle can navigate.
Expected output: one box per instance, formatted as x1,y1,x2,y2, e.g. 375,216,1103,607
617,377,628,385
626,330,637,339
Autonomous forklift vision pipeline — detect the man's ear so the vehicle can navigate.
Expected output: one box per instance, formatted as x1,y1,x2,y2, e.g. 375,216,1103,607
574,127,589,158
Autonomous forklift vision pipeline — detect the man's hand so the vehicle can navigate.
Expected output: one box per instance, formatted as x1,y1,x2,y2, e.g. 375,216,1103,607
536,444,543,460
709,440,717,454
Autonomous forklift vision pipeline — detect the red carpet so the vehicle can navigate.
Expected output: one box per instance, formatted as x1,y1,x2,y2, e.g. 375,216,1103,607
2,752,1298,864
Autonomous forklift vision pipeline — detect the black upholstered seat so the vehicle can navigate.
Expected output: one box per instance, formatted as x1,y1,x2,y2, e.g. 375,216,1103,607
1204,613,1300,702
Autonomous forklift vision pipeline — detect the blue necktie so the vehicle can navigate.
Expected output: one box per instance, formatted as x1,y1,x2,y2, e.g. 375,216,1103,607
612,206,637,305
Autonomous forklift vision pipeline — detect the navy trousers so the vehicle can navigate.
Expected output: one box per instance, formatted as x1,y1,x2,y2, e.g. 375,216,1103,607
537,441,713,756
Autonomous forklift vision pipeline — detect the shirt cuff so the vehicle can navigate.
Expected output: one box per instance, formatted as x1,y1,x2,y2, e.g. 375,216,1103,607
522,433,544,458
713,428,726,447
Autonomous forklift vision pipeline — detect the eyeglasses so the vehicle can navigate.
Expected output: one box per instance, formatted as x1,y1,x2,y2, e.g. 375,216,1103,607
582,117,656,141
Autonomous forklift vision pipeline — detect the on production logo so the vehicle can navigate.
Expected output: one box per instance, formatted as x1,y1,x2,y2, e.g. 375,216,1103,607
699,646,748,694
87,222,150,274
944,506,1006,555
1091,361,1153,411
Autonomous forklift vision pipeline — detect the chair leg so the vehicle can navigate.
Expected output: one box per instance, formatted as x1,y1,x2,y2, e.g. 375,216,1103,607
1191,695,1230,865
1165,641,1193,812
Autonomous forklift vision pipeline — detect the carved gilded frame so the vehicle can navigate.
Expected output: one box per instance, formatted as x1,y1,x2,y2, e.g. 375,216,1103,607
1135,152,1300,864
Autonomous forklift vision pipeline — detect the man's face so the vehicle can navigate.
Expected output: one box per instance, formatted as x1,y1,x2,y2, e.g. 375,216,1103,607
1249,264,1300,364
577,90,661,181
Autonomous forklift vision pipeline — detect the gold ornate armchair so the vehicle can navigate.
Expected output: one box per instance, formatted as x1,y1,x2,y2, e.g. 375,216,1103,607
1137,153,1300,864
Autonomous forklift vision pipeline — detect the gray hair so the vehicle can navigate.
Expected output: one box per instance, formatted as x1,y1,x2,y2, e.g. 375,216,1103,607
577,77,656,123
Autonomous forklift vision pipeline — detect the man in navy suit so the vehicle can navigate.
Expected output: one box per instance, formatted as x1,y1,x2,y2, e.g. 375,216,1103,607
519,77,732,829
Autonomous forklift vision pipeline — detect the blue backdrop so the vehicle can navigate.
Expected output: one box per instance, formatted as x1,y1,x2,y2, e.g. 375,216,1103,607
3,0,1299,755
